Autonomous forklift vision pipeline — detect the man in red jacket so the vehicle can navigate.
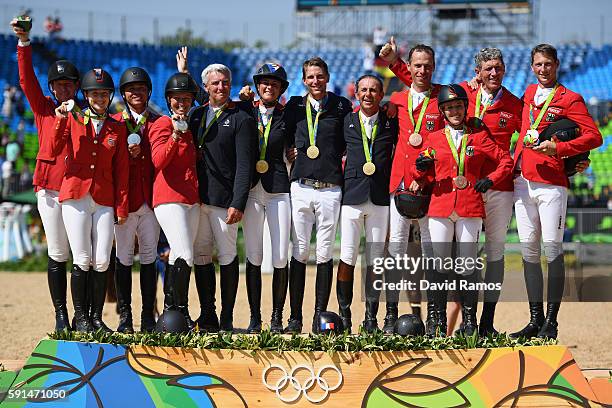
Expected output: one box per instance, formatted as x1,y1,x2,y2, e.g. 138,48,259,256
460,48,523,336
511,44,603,340
112,67,161,333
12,17,79,331
379,41,445,333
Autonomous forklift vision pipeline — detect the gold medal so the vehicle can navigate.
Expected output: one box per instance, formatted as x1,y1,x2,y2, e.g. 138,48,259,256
256,159,269,174
409,132,422,147
454,175,468,189
362,162,376,176
307,145,319,159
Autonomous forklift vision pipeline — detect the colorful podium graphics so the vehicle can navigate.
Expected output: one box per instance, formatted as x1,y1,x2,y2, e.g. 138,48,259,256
1,339,611,407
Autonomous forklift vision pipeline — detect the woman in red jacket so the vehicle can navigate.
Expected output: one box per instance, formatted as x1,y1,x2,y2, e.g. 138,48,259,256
510,44,602,340
412,84,512,337
53,68,129,332
149,73,200,331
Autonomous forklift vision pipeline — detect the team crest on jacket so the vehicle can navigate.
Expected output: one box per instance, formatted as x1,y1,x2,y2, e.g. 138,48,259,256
498,117,507,128
546,112,556,122
466,146,474,156
107,137,115,146
426,120,435,131
223,118,230,126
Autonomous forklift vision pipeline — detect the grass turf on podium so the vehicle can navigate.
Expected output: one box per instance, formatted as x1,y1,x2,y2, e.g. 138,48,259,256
1,330,611,407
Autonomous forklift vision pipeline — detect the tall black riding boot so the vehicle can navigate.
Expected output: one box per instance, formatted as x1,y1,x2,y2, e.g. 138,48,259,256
219,257,239,332
510,259,545,338
362,266,380,333
90,270,113,333
430,269,448,337
270,264,288,333
538,302,560,339
139,262,157,332
163,261,176,311
71,265,93,332
312,260,333,333
382,265,400,334
537,254,565,339
424,267,438,337
455,273,479,337
115,260,134,333
194,263,219,332
173,258,194,331
510,302,545,338
246,260,262,333
48,257,71,331
479,257,504,336
285,257,306,334
336,260,355,333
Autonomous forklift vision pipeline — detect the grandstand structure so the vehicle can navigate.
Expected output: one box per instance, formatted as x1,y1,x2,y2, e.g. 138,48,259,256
295,0,534,48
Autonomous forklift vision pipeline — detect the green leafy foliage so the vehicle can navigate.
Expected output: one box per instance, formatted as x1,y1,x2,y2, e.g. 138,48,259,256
49,329,557,353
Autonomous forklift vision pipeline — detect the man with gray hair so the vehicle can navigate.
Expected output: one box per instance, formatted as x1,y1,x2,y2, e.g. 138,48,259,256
188,63,257,332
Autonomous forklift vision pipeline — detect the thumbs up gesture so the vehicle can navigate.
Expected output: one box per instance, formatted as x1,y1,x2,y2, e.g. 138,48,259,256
379,36,399,65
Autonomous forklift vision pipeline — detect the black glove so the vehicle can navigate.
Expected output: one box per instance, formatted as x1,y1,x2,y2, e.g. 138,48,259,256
415,156,434,172
474,177,493,193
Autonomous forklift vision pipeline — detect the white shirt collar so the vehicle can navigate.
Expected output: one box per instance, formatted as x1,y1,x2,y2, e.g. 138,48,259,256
359,110,379,125
534,85,554,105
309,95,326,111
446,125,464,148
258,103,275,116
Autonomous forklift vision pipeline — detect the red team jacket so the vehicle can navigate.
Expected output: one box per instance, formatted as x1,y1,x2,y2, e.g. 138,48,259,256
388,60,445,192
148,116,199,207
112,111,160,213
52,114,130,218
413,126,513,218
514,84,602,187
17,44,68,192
459,81,523,192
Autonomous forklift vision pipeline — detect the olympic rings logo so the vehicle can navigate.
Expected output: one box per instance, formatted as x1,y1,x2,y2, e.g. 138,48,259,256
262,364,343,403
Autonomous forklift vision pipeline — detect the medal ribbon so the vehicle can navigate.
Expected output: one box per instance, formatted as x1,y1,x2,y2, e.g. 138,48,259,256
258,110,273,160
122,110,148,134
359,111,378,164
407,89,430,133
306,95,325,148
444,127,469,177
71,107,106,126
474,87,495,119
529,83,559,130
198,105,226,147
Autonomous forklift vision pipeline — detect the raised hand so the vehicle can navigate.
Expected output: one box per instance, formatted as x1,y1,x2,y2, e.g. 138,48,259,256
176,46,188,73
239,85,255,102
10,18,29,42
379,36,399,64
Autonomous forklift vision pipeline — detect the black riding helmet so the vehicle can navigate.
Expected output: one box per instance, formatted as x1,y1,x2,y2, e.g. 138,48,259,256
80,68,115,114
47,59,79,102
438,84,469,122
253,62,289,96
119,67,152,99
164,72,199,113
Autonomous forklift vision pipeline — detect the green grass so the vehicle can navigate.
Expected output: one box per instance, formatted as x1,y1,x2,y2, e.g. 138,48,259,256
48,329,557,353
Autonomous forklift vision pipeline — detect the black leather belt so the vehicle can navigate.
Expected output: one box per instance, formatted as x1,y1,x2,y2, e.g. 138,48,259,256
297,178,338,189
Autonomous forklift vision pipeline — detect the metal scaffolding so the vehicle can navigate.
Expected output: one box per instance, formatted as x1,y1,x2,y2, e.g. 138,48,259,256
295,1,534,48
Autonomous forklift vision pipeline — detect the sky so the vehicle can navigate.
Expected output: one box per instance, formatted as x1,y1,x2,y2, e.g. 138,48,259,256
0,0,611,48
